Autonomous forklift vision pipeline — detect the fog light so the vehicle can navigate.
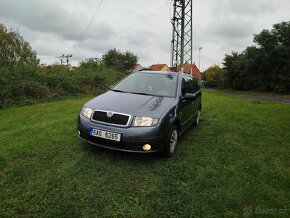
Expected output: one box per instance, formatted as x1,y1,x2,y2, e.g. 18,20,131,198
78,130,80,135
143,144,151,151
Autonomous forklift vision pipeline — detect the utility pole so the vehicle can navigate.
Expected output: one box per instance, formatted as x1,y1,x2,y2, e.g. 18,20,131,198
56,54,65,65
55,54,73,65
170,0,193,73
199,47,203,72
64,54,73,65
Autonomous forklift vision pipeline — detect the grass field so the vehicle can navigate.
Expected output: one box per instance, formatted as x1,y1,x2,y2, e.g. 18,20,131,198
0,90,289,217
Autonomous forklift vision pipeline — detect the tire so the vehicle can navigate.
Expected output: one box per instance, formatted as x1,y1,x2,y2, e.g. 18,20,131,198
193,108,201,127
163,125,178,157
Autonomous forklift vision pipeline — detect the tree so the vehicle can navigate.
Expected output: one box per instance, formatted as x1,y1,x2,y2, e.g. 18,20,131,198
102,49,138,70
79,58,103,70
222,21,290,93
253,21,290,92
204,64,224,87
0,23,39,68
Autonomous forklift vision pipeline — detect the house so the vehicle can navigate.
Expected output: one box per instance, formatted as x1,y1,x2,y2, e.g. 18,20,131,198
150,64,170,72
129,64,143,72
176,64,202,80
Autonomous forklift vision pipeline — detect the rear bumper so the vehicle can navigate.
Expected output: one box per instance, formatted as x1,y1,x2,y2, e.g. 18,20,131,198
77,115,165,153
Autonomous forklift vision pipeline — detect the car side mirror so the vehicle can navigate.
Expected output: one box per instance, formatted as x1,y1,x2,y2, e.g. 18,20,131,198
184,93,196,101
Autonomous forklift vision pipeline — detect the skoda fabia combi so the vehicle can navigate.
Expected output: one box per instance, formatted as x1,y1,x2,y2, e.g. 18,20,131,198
77,71,202,156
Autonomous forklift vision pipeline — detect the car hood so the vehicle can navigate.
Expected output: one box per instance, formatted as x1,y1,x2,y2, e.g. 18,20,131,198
84,91,175,118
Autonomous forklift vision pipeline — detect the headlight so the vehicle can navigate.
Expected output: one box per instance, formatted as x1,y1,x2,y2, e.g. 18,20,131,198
81,107,93,119
132,117,159,127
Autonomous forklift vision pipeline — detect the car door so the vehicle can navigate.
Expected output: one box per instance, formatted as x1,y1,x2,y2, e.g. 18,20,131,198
180,76,195,130
190,77,200,114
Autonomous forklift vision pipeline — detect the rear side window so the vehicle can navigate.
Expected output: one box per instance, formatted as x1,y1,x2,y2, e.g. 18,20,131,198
181,78,188,96
182,76,200,95
192,78,200,93
187,77,196,94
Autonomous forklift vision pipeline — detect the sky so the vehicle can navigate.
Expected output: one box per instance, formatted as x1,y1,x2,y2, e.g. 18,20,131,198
0,0,289,70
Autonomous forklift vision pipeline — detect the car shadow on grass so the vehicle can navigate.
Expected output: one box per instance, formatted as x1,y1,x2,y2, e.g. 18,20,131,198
76,124,200,165
78,141,165,165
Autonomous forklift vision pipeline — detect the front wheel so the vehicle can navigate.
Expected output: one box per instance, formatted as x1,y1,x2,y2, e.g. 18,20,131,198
163,125,178,157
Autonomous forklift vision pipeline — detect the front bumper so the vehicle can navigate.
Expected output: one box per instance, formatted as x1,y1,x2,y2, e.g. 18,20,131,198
77,115,165,153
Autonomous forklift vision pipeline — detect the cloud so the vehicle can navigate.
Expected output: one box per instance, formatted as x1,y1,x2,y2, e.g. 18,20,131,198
0,0,90,40
0,0,289,68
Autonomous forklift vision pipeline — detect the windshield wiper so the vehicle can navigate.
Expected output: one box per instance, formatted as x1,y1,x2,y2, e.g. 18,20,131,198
111,89,127,93
130,92,152,96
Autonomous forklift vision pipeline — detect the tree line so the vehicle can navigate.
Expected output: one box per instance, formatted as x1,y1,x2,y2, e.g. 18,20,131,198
205,21,290,93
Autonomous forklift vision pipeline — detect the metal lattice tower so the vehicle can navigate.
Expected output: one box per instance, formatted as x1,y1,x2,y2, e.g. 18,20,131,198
170,0,193,72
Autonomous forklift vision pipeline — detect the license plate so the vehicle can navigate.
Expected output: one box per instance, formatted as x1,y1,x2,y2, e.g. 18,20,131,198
90,128,121,142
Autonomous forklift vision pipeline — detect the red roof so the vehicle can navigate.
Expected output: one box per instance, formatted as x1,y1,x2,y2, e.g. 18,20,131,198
151,64,168,71
129,64,143,72
130,64,141,69
176,64,202,80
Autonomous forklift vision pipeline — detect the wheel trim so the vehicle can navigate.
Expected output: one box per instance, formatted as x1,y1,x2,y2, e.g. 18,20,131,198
169,130,178,153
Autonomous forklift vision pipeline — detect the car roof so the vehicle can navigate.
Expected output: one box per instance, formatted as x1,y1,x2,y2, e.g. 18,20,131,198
132,70,200,84
136,70,180,76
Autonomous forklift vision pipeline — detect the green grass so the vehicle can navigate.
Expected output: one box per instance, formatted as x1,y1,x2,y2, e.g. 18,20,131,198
0,90,289,217
207,88,290,101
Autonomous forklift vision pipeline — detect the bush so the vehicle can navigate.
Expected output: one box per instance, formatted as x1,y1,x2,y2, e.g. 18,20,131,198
0,65,127,108
79,58,103,70
0,67,50,107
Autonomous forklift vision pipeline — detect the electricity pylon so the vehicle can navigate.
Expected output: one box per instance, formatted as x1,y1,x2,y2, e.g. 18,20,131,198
170,0,193,72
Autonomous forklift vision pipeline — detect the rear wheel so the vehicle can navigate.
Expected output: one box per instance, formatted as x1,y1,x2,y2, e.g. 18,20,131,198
163,125,178,157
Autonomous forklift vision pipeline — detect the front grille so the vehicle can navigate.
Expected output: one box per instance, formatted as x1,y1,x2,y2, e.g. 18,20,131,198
92,111,130,126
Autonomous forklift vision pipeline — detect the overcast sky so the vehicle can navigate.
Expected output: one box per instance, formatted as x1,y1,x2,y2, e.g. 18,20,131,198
0,0,289,70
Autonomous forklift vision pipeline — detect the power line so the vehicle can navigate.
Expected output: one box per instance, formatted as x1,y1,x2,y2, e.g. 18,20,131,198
69,0,109,63
75,0,106,46
102,0,109,10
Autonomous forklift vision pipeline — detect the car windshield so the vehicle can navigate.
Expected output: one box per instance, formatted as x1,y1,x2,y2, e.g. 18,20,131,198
112,72,178,97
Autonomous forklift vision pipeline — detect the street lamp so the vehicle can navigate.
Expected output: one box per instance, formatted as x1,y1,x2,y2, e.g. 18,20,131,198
199,47,203,72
